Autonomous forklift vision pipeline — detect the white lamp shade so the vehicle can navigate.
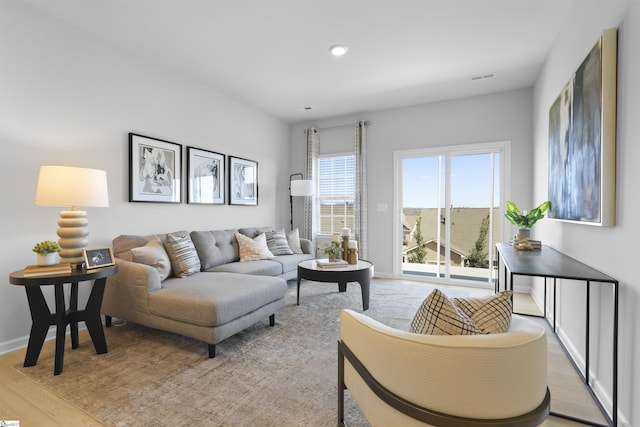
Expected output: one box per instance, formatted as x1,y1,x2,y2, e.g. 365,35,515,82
35,165,109,208
290,179,314,197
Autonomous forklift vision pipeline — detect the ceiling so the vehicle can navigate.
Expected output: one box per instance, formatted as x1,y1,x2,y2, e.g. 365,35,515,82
23,0,576,124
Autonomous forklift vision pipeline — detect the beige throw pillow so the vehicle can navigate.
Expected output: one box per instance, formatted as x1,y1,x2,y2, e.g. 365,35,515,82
131,236,173,281
236,232,275,261
164,232,201,277
410,289,482,335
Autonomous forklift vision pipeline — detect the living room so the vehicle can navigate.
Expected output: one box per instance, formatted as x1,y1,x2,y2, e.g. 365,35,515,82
1,0,638,426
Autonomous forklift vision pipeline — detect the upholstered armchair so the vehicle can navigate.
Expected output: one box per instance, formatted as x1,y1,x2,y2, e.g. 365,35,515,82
338,309,550,427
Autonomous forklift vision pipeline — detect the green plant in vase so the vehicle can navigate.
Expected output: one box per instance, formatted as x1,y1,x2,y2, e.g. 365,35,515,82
505,200,551,238
323,241,343,262
32,240,62,266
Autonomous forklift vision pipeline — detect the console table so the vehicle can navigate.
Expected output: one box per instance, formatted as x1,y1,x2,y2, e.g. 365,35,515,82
9,265,118,375
495,243,618,426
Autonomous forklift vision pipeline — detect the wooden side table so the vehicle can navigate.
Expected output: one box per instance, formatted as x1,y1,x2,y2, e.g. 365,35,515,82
9,265,118,375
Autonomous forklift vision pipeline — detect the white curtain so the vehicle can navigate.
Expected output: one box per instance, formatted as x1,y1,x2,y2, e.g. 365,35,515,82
354,121,368,259
304,128,319,241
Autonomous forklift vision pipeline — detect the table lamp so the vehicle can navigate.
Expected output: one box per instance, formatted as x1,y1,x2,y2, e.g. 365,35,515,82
35,165,109,267
289,173,314,231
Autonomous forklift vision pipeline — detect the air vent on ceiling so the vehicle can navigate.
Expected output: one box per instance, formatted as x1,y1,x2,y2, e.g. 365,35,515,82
471,73,496,81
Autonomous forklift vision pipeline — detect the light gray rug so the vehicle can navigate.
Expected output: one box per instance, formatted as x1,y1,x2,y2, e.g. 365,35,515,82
13,279,465,427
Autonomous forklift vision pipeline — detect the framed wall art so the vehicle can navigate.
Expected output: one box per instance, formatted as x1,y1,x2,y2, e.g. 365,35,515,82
548,28,617,226
187,147,225,204
229,156,258,205
129,133,182,203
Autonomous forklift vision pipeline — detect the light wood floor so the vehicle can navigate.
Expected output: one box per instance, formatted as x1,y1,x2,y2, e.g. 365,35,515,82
0,292,606,426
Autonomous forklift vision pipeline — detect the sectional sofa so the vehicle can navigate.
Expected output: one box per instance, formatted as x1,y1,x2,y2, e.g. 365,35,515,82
101,227,313,357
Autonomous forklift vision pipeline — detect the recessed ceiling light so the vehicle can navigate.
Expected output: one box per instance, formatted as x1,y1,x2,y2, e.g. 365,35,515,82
329,44,348,57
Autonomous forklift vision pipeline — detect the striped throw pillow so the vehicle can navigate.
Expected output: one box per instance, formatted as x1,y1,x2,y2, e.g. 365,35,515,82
164,232,201,277
266,229,293,256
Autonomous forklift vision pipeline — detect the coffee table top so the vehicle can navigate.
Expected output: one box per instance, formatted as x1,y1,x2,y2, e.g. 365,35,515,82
298,259,373,273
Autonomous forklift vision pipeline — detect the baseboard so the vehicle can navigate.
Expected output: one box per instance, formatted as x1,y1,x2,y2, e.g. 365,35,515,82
0,324,88,356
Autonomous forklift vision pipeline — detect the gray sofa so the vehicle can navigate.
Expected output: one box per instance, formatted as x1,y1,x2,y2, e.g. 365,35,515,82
101,227,313,357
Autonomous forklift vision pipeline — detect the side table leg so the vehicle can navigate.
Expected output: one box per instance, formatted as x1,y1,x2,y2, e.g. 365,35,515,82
70,282,79,349
53,284,67,375
84,278,108,354
23,286,51,368
338,282,347,292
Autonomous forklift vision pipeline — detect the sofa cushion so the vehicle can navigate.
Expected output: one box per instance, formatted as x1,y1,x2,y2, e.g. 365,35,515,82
265,229,293,256
236,232,274,261
410,289,483,335
191,229,239,270
453,291,513,334
287,228,304,254
164,232,202,277
130,236,173,281
149,272,287,327
207,260,283,276
270,253,313,273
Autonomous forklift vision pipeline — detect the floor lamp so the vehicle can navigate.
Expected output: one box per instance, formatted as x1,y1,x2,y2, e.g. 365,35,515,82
289,173,314,231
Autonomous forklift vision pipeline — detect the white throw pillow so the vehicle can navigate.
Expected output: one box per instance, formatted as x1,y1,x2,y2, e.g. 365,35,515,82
287,228,303,254
236,232,275,261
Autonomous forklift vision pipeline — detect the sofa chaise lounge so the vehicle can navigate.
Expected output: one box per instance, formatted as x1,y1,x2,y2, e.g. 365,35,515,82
101,226,313,357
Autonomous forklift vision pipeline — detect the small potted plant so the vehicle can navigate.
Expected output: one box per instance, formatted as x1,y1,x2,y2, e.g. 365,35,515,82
32,240,62,266
323,241,343,262
505,200,551,238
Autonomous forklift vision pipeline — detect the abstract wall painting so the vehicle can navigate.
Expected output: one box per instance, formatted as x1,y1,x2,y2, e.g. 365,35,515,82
129,133,182,203
548,28,617,226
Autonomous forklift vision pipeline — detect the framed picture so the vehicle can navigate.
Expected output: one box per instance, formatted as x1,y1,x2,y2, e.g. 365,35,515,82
548,28,617,226
129,133,182,203
229,156,258,205
83,247,115,270
187,147,225,204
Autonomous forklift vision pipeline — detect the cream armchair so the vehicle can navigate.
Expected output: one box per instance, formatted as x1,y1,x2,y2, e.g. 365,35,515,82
338,309,550,427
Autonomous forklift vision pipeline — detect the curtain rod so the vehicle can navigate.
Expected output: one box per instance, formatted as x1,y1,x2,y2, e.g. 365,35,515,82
304,121,371,133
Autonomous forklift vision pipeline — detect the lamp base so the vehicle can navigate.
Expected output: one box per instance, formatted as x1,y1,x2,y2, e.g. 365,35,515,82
57,209,89,266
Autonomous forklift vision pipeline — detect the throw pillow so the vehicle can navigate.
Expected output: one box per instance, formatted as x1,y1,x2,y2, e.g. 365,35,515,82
265,229,294,256
410,289,483,335
236,232,275,261
131,236,173,281
287,228,303,254
164,232,201,277
453,291,513,334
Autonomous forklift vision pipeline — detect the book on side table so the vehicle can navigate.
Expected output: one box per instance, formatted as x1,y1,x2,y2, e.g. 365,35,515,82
23,263,72,277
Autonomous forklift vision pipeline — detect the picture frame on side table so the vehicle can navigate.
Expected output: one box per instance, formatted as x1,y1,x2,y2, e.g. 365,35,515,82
187,147,225,204
229,156,258,205
83,248,115,269
129,133,182,203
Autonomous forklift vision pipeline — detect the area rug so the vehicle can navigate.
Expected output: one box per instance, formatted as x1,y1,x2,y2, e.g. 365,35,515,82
13,279,466,427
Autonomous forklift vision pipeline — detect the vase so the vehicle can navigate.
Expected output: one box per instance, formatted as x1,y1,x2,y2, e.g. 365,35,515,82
37,252,56,266
517,229,531,239
328,255,336,262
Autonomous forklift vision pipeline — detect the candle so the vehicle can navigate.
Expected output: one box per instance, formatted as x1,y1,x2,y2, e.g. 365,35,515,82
342,228,350,237
332,234,340,242
348,240,358,249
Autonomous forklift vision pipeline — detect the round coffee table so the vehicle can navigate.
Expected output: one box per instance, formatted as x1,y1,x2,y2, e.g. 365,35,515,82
296,259,374,310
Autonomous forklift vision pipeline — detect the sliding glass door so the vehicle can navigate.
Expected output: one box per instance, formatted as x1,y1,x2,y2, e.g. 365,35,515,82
394,142,508,287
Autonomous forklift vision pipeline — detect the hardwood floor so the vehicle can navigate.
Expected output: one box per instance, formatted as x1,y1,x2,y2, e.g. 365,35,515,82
0,292,605,426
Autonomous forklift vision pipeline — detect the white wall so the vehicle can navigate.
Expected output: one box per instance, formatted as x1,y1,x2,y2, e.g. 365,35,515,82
532,1,636,424
290,88,534,277
0,1,289,350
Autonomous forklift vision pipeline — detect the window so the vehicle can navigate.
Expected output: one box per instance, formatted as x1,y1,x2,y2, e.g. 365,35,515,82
318,154,355,235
